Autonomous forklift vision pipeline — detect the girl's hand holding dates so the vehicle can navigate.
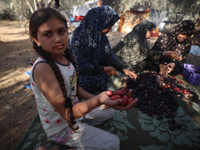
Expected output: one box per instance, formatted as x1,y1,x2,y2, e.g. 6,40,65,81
104,87,138,110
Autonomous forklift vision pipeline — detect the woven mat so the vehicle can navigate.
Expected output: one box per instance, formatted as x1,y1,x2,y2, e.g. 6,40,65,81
17,75,200,150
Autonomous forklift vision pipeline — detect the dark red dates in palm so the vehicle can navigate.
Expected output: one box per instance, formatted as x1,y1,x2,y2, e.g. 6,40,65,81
106,90,114,96
127,89,133,98
111,95,121,100
114,89,126,96
121,95,128,107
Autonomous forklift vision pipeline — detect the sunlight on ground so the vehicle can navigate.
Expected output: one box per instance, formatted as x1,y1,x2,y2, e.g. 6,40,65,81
0,21,29,42
0,67,31,90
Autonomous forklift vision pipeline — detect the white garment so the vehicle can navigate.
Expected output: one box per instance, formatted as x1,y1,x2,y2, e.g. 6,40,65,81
30,57,120,149
30,57,78,142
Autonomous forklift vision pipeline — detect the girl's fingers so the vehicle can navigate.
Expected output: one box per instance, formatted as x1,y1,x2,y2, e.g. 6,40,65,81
112,98,138,110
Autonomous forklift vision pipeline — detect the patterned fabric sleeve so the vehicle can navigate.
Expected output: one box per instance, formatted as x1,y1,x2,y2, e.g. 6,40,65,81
99,37,116,66
149,35,165,64
71,42,97,76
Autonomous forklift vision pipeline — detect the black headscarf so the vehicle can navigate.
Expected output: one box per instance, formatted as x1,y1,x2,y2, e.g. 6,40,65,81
112,19,156,70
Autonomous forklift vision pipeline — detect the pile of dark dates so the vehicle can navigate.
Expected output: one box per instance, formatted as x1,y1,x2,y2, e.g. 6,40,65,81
122,71,199,131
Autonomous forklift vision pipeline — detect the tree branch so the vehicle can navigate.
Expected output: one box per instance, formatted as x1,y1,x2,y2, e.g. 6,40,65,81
25,0,34,13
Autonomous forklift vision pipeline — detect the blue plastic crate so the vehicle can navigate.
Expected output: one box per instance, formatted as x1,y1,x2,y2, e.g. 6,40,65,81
182,63,200,86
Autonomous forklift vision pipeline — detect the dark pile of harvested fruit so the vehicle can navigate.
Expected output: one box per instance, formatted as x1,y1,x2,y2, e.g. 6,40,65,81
121,72,199,131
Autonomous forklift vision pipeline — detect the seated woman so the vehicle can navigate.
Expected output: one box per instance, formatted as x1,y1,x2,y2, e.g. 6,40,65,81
68,6,137,93
149,20,195,77
111,19,156,72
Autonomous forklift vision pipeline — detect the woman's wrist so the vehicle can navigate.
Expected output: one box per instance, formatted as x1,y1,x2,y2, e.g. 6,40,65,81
162,51,167,57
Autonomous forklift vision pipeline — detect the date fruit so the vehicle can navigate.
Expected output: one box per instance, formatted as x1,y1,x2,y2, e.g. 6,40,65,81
114,89,126,96
106,90,114,96
111,95,121,100
121,95,128,107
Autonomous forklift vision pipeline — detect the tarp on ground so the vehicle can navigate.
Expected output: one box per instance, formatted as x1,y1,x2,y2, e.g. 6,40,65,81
17,73,200,150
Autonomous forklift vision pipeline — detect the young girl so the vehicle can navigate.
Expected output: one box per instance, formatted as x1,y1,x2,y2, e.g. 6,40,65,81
29,8,137,150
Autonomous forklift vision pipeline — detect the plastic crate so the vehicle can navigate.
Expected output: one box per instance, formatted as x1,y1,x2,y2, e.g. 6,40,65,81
182,63,200,86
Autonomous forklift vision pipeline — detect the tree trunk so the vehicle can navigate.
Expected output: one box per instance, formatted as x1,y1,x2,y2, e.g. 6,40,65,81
47,0,54,7
25,0,34,13
38,0,45,8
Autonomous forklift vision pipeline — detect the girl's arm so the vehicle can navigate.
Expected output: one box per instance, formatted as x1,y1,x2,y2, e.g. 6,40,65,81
77,86,94,100
33,63,101,119
34,63,138,120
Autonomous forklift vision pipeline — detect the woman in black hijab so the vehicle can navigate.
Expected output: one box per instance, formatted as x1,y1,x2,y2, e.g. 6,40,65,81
112,19,156,71
149,20,195,76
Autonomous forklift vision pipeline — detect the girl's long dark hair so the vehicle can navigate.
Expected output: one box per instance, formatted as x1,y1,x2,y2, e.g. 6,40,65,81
29,7,78,131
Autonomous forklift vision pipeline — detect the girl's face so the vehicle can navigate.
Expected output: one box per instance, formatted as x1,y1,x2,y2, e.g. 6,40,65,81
177,34,189,43
34,18,68,56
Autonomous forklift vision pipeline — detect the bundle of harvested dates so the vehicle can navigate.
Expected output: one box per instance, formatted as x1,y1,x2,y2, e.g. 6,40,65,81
112,71,199,131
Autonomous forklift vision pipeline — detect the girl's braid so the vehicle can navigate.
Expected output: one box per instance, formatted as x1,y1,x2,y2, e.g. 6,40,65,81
33,43,78,131
64,49,79,96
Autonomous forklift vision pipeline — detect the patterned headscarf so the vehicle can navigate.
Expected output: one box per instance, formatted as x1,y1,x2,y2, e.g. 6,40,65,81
152,20,195,61
171,20,195,36
70,6,119,47
68,6,120,92
68,6,120,65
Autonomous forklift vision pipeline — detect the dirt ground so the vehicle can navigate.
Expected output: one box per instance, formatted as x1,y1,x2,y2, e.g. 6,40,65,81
0,20,38,150
0,20,199,150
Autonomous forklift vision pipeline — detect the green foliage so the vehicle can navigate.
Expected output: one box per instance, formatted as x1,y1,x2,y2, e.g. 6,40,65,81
168,0,200,15
0,1,15,20
1,0,199,21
